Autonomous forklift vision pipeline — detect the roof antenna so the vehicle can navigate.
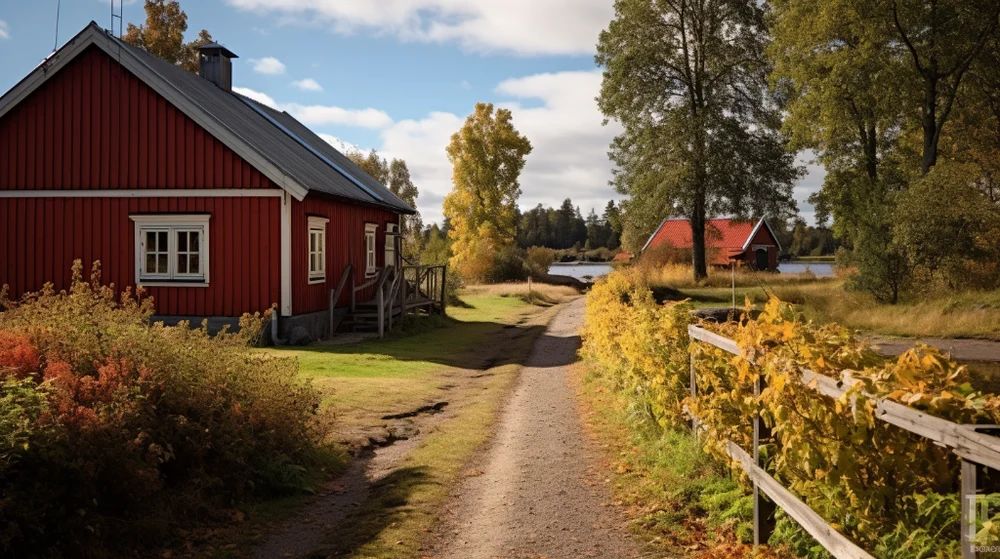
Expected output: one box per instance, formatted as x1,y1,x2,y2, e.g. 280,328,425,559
111,0,123,38
52,0,61,52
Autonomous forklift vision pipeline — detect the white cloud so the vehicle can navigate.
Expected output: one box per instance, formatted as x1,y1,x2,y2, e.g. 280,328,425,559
232,86,278,109
284,103,393,129
292,78,324,92
232,71,623,225
459,80,472,90
223,0,612,56
319,133,363,154
0,20,10,40
380,70,621,225
249,56,286,75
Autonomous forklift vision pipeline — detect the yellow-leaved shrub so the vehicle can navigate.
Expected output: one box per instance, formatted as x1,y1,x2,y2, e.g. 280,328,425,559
583,270,1000,556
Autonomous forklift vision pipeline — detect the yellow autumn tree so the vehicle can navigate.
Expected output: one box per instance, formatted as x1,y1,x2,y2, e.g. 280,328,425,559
443,103,532,283
123,0,214,73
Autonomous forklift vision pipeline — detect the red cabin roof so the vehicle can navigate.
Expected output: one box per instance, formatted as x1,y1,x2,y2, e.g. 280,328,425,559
642,218,777,266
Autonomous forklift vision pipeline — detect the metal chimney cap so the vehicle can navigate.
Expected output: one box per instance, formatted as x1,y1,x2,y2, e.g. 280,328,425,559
197,42,238,59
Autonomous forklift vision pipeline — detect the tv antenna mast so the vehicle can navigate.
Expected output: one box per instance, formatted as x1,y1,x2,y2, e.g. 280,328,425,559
111,0,124,37
52,0,62,52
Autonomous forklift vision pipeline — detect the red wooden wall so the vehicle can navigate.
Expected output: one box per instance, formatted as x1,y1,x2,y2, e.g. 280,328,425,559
0,46,273,191
292,194,399,315
738,224,780,270
0,197,281,316
0,45,282,316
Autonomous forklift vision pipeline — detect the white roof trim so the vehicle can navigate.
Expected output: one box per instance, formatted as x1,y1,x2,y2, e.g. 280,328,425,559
0,23,309,202
741,218,782,252
641,217,782,254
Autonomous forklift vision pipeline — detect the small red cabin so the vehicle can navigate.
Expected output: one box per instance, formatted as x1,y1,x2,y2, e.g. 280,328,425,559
0,23,415,340
642,218,781,271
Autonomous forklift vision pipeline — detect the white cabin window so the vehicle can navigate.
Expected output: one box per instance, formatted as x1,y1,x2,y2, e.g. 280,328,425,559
129,215,210,286
308,216,329,284
385,223,398,268
365,223,378,276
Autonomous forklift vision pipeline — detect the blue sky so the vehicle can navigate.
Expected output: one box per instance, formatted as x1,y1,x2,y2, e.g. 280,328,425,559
0,0,822,225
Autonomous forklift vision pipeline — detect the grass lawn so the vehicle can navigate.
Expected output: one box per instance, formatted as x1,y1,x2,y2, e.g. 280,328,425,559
225,284,577,559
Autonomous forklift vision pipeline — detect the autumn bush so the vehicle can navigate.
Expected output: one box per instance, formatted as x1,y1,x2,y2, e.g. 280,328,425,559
523,246,556,279
582,269,1000,557
0,262,330,556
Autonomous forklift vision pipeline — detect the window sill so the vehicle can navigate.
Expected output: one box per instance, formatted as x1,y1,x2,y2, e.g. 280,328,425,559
138,281,210,288
308,277,326,285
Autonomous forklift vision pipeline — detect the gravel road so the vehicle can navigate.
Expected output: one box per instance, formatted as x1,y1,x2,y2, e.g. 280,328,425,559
429,298,643,559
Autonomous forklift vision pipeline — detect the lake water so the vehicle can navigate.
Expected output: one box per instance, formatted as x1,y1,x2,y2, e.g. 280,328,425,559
780,262,835,277
548,262,615,280
546,261,834,279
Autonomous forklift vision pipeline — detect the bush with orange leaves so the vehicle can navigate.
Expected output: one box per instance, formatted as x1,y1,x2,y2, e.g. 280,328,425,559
0,261,329,556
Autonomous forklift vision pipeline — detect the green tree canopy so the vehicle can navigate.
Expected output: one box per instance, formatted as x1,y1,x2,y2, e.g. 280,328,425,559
597,0,799,280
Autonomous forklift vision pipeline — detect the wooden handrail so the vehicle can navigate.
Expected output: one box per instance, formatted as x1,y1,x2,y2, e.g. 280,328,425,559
329,264,352,337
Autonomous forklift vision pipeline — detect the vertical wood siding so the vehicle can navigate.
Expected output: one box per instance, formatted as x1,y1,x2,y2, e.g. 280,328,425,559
0,46,273,190
292,195,399,315
0,197,281,316
742,224,780,270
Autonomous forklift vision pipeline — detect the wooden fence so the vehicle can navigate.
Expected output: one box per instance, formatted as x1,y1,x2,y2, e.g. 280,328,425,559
688,325,1000,559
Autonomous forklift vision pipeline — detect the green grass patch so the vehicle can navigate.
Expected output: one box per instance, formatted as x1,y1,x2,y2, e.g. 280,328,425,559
572,364,760,555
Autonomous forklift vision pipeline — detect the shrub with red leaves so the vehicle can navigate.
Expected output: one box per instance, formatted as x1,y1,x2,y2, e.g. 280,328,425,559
0,262,330,557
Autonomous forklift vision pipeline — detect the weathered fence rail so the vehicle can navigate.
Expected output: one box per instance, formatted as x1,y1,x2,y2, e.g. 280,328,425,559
687,324,1000,559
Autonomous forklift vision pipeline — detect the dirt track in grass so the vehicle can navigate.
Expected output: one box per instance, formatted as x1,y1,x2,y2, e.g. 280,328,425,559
426,298,643,559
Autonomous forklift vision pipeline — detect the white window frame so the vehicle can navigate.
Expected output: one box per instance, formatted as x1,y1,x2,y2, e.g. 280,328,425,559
385,222,399,268
308,216,329,284
365,223,378,277
129,214,211,287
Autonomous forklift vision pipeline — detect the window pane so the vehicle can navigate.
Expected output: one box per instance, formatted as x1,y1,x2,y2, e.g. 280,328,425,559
310,233,316,252
146,254,156,273
158,254,168,274
145,231,156,252
189,255,199,274
158,232,168,251
177,254,188,274
178,231,188,252
189,231,199,251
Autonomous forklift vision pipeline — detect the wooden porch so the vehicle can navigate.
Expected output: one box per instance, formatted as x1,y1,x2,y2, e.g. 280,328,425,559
326,264,449,338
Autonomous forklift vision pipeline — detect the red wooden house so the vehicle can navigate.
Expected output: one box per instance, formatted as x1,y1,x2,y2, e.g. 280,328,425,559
641,218,781,271
0,22,416,340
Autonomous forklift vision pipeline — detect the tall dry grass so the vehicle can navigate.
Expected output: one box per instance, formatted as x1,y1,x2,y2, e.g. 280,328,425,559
646,262,832,289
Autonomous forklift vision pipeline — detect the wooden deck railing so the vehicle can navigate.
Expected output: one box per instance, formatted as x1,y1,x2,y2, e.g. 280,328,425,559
333,265,448,339
688,324,1000,559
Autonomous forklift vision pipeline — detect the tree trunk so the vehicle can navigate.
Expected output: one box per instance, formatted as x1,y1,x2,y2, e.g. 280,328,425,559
865,122,878,181
690,196,708,282
921,77,938,175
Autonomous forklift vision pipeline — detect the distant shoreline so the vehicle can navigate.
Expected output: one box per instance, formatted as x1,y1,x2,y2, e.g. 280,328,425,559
550,261,615,266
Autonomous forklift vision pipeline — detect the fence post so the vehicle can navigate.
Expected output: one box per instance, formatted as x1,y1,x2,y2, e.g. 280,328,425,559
754,372,776,549
689,352,698,433
961,459,978,559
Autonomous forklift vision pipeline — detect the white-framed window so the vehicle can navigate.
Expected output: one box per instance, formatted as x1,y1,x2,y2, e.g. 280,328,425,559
365,223,378,276
308,216,329,284
129,215,210,286
385,222,398,268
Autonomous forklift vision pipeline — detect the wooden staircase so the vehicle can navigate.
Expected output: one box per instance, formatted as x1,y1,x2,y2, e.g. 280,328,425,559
336,264,448,338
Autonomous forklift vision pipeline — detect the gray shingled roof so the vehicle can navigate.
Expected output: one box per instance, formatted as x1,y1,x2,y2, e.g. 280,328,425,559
106,31,414,213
